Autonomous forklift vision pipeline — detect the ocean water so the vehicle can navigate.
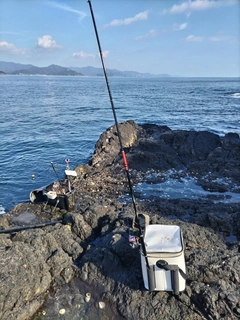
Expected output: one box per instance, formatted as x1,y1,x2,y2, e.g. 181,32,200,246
0,75,239,213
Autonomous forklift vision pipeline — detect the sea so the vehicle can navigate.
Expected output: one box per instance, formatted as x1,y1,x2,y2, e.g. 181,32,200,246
0,75,239,213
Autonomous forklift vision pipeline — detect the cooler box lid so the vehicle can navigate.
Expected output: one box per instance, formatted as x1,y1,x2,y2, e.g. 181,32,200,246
144,225,183,253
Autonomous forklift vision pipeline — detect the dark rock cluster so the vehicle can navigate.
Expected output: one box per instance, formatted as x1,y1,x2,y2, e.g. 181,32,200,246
0,120,240,320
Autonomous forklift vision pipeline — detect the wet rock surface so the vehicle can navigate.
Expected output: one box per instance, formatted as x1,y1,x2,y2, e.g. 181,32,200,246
0,120,240,320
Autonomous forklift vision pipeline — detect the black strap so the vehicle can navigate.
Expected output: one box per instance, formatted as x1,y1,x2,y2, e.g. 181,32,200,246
156,260,187,279
156,260,187,294
161,264,187,280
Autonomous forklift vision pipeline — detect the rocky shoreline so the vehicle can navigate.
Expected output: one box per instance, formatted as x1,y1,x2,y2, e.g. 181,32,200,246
0,120,240,320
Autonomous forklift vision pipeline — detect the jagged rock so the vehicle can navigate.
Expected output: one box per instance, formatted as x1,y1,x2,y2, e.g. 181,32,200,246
0,121,240,320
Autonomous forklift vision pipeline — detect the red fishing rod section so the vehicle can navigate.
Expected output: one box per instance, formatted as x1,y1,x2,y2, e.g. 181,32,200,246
88,1,187,294
87,0,150,267
87,0,137,213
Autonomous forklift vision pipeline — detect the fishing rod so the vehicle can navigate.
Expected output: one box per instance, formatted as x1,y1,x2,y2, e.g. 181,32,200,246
87,0,150,268
88,0,137,213
0,220,62,234
51,162,61,184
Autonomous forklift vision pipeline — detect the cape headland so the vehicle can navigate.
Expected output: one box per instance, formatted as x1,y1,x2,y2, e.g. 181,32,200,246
0,120,239,320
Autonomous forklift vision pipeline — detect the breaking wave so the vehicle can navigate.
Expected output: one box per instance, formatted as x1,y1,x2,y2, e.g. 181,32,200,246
230,92,240,98
0,205,6,215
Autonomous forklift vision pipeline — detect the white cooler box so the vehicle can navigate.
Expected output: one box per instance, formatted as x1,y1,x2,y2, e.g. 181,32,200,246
141,224,186,293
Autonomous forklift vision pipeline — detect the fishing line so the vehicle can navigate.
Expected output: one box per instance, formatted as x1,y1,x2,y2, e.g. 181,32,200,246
87,6,188,292
88,0,149,265
88,0,137,215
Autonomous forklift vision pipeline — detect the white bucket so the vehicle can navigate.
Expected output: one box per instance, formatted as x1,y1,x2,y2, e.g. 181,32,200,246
141,224,186,293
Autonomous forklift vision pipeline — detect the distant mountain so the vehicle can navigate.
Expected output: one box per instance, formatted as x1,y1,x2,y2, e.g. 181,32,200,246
0,61,170,77
70,66,170,78
0,61,35,74
70,66,105,76
70,66,127,77
0,62,82,76
12,64,82,76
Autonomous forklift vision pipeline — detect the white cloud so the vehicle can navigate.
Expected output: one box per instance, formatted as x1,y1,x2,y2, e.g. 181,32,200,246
0,31,20,35
208,35,231,42
37,35,62,49
100,50,109,58
185,35,204,41
185,34,236,43
72,51,95,58
104,10,149,28
73,50,109,59
0,41,27,54
135,29,158,40
163,0,236,15
0,41,15,51
45,1,86,20
173,22,188,31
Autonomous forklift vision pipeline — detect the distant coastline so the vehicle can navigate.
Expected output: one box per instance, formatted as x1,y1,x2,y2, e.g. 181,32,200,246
0,61,170,78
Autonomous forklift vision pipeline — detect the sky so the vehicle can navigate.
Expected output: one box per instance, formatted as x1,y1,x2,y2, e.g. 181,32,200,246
0,0,239,77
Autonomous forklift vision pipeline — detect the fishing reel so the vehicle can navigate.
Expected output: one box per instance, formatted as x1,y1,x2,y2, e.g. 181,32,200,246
128,235,139,248
65,158,70,170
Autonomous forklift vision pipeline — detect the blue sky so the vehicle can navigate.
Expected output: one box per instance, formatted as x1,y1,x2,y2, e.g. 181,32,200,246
0,0,239,77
